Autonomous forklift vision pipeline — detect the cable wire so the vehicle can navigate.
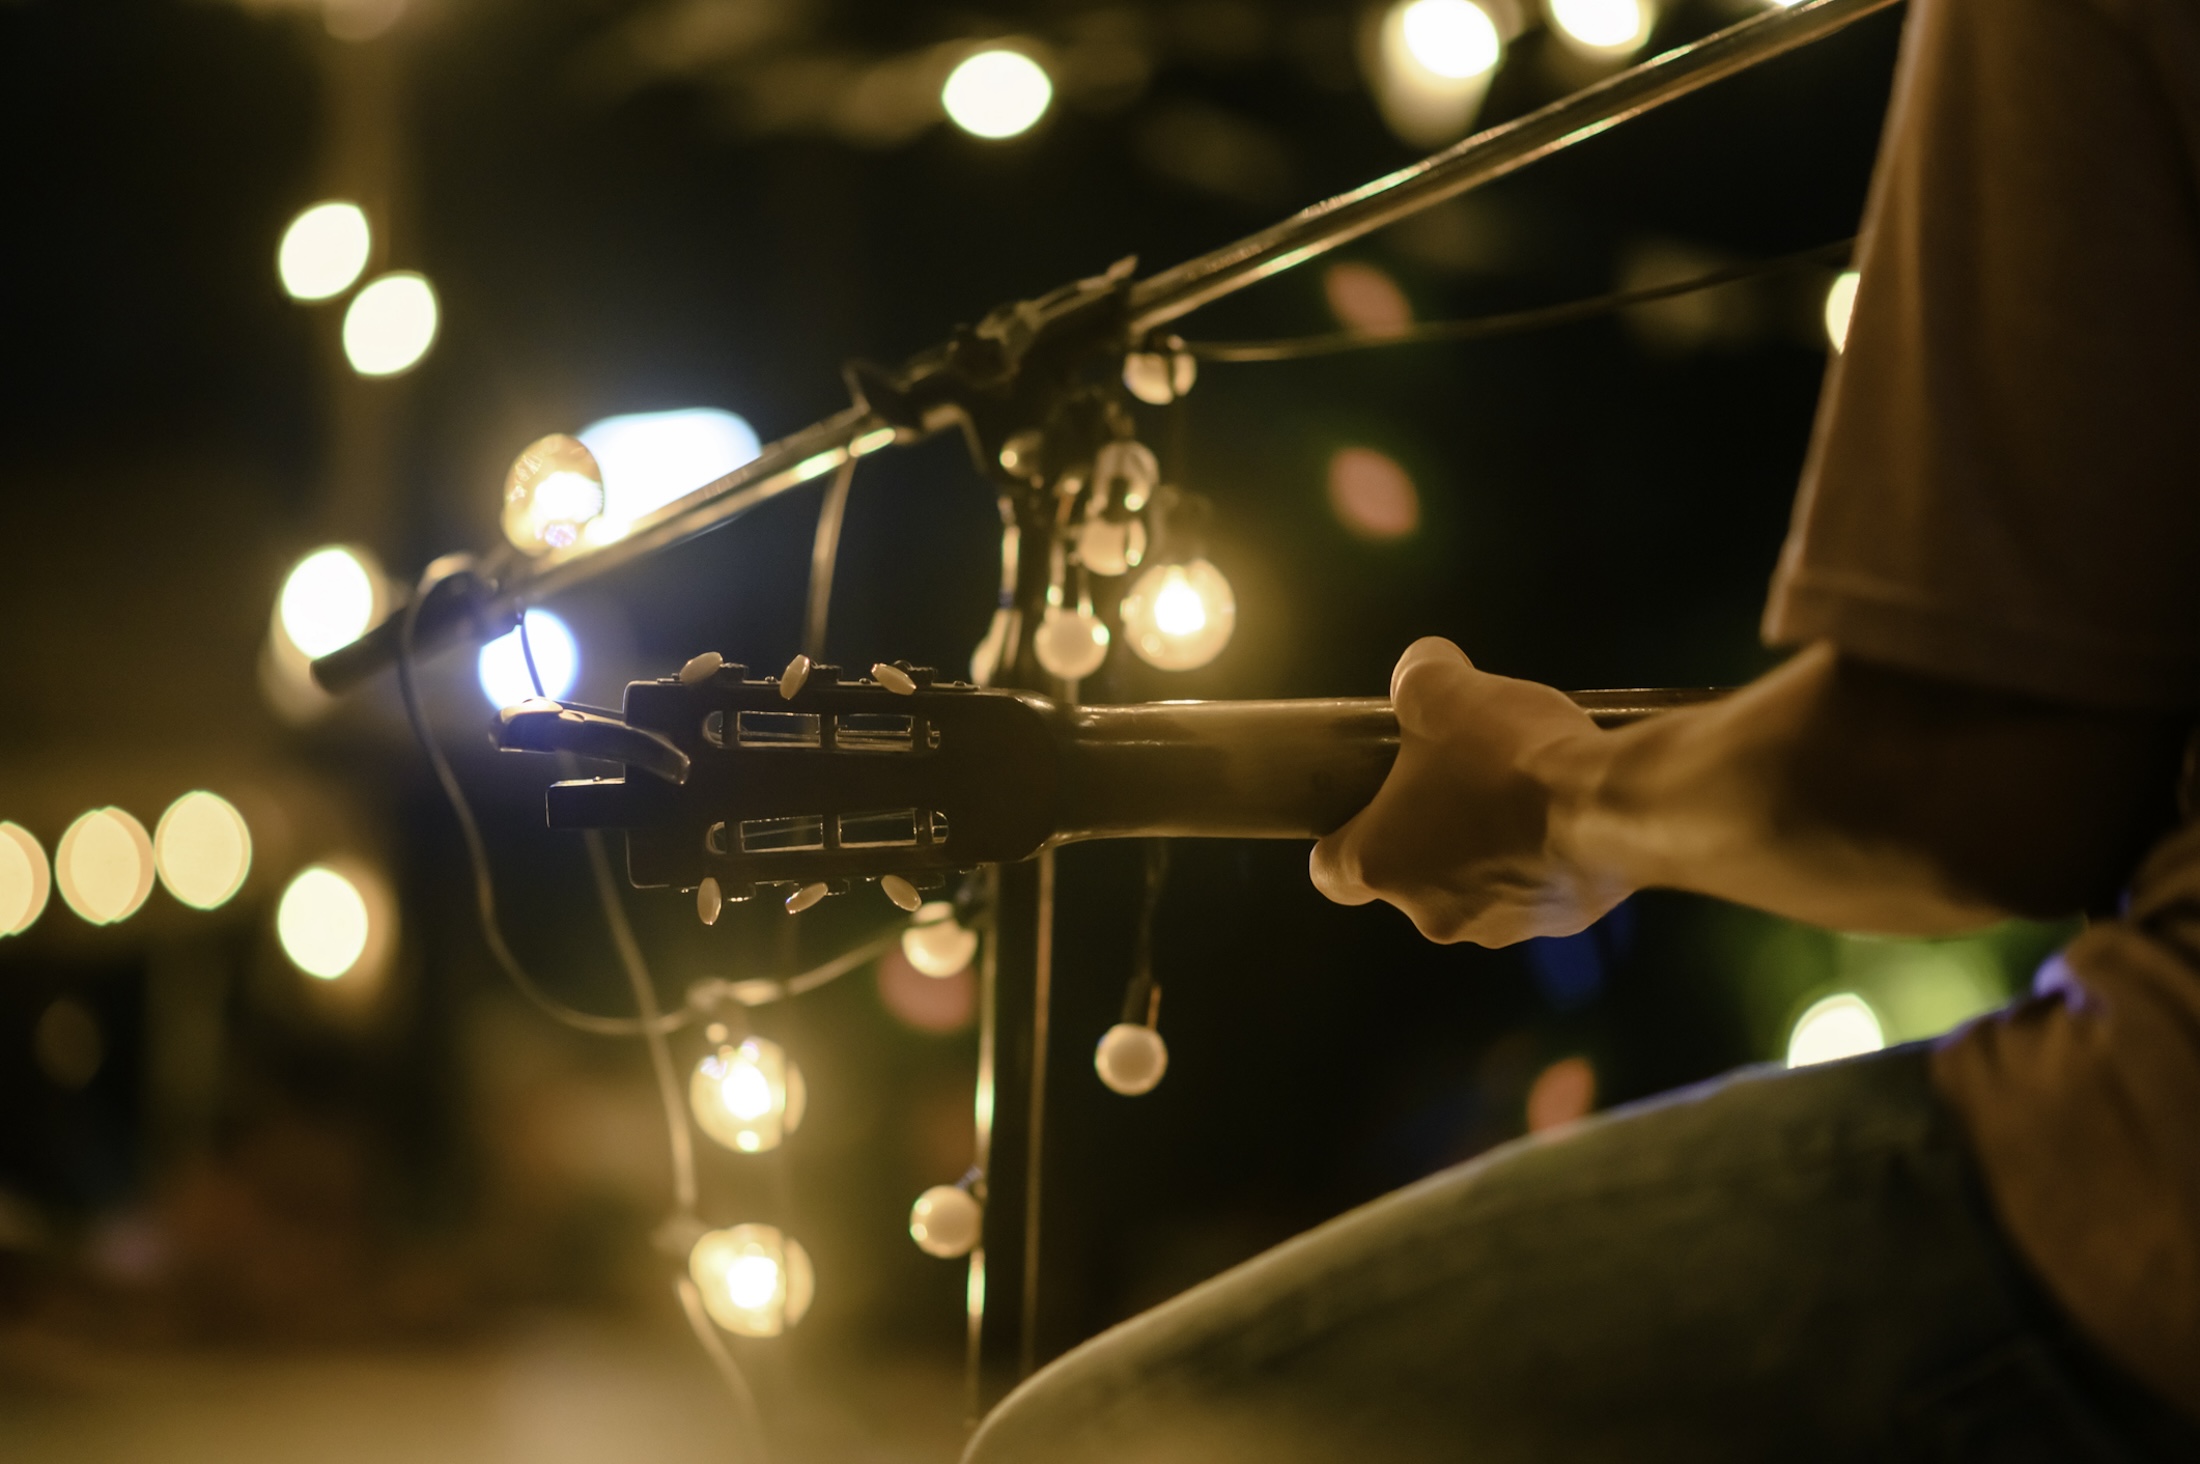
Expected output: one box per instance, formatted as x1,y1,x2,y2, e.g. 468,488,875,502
803,453,858,661
1182,237,1856,363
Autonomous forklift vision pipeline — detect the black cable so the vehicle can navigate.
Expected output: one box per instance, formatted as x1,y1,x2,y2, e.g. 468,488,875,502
1183,237,1856,363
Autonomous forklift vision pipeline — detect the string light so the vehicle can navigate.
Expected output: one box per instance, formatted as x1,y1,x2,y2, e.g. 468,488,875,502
277,546,382,660
55,809,154,926
690,1036,808,1154
689,1224,815,1337
909,1185,982,1258
502,434,606,555
1824,269,1860,352
577,408,760,539
942,50,1053,139
1119,560,1236,671
1399,0,1502,77
1786,992,1884,1067
277,864,377,980
341,271,439,377
477,610,580,708
1373,0,1502,147
152,791,252,911
1546,0,1652,55
277,201,372,302
903,901,979,977
0,823,52,936
1094,1022,1169,1096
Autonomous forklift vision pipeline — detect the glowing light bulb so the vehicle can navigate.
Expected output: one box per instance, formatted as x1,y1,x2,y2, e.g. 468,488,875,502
942,50,1053,139
1095,1022,1169,1095
55,809,154,926
1034,604,1110,680
277,200,372,302
153,791,252,911
691,1037,807,1154
277,864,373,979
477,609,579,708
1824,270,1861,352
1077,515,1147,578
1398,0,1502,78
689,1224,815,1337
1120,560,1235,671
277,546,382,659
341,270,439,377
902,901,979,978
1786,992,1884,1068
502,434,606,555
1546,0,1652,54
0,822,52,937
578,408,759,534
909,1185,982,1259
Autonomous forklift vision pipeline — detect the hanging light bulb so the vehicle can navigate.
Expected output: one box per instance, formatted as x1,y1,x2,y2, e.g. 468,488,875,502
501,434,606,555
691,1036,807,1153
1095,1022,1169,1095
1033,542,1110,681
903,901,980,978
1119,559,1235,671
688,1224,815,1337
909,1185,983,1258
1078,439,1157,578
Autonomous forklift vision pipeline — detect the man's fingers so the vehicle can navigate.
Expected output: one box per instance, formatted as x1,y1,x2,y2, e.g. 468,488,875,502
1390,637,1477,736
1309,815,1377,907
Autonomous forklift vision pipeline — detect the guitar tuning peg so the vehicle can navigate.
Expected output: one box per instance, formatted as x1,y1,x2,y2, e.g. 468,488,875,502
785,881,830,914
698,877,724,926
879,875,921,913
870,662,917,695
680,651,725,685
779,654,812,700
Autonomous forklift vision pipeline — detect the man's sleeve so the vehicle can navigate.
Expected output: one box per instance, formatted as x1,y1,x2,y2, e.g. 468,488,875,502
1764,0,2200,711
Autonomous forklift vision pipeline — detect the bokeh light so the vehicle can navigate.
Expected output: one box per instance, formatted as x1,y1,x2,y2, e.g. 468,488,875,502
1398,0,1502,78
500,434,606,555
277,545,381,660
277,864,374,980
690,1037,808,1153
689,1224,815,1337
1525,1056,1596,1132
1547,0,1652,54
55,809,154,926
941,50,1053,139
153,791,252,911
0,822,52,936
902,902,979,978
879,948,977,1033
341,270,439,377
1328,447,1421,540
909,1186,982,1259
1119,560,1236,671
276,200,372,302
1323,262,1413,337
1824,269,1860,352
1786,992,1884,1067
477,609,579,708
579,408,761,533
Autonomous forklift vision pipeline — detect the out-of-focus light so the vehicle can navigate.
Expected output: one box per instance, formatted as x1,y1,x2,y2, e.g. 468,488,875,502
477,609,578,708
1787,992,1884,1067
1094,1023,1169,1096
277,201,372,302
1399,0,1502,77
1546,0,1652,54
689,1224,815,1337
1120,560,1236,671
153,792,252,911
1526,1055,1596,1132
879,948,977,1033
1323,262,1413,337
1824,269,1861,352
1328,447,1421,540
1034,605,1110,681
341,271,439,377
578,408,761,533
0,823,52,937
56,810,154,926
278,546,381,659
909,1186,982,1259
691,1037,808,1154
501,434,605,555
942,50,1053,139
277,865,373,980
903,902,979,978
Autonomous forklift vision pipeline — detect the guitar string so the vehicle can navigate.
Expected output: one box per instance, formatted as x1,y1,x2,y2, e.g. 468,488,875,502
1179,236,1856,363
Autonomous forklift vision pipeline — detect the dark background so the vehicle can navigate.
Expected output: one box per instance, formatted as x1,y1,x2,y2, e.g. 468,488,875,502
0,1,2027,1457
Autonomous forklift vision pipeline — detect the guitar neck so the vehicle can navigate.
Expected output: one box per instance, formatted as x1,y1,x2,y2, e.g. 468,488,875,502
1049,688,1722,845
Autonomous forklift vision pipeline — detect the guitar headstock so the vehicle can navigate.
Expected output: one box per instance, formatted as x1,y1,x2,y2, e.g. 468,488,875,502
513,659,1065,902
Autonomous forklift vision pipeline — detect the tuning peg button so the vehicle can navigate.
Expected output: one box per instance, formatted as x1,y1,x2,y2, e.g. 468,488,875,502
880,875,921,913
785,881,830,914
871,662,917,695
680,652,725,685
779,654,812,700
698,877,723,926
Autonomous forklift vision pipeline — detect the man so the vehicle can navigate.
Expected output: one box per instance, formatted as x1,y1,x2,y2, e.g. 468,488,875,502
965,0,2200,1456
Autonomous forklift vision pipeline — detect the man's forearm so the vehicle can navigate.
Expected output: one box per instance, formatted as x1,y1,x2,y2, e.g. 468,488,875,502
1541,643,2188,936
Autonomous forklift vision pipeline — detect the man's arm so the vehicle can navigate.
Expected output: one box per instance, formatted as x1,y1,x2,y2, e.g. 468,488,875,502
1310,638,2189,946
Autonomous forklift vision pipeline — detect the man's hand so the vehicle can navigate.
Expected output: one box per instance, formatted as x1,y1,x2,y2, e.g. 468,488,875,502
1309,638,1629,946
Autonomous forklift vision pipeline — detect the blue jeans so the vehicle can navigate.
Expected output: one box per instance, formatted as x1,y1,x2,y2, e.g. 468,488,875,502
966,1047,2197,1462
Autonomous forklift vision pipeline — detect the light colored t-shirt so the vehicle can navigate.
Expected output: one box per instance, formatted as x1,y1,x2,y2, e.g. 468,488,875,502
1762,0,2200,1416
